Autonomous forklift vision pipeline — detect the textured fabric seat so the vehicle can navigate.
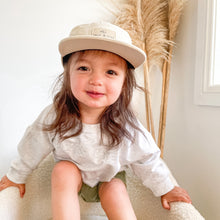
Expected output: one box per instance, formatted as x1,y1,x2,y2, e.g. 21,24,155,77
0,154,204,220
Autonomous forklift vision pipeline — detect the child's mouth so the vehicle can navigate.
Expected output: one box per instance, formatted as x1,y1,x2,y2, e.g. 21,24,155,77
86,91,104,98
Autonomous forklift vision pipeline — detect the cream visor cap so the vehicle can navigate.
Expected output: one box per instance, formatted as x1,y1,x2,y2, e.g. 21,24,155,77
59,22,146,68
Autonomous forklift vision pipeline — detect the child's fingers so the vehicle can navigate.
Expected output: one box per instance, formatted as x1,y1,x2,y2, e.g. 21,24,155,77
161,186,192,210
19,185,26,198
0,176,14,187
161,198,170,210
172,187,192,203
0,176,11,190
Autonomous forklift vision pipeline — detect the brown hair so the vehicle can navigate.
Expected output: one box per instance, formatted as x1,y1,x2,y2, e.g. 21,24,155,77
44,50,141,147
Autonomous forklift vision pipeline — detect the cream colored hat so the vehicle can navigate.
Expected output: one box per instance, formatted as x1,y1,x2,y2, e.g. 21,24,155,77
59,21,146,68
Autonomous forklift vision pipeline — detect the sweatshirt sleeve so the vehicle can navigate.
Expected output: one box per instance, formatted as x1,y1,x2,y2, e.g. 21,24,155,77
6,105,55,184
127,122,175,197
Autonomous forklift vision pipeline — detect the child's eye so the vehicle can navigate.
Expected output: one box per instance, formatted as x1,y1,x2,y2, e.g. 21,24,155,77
78,66,89,71
107,70,117,75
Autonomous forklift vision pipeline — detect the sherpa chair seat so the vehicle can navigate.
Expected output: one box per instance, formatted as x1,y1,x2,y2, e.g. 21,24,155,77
0,153,204,220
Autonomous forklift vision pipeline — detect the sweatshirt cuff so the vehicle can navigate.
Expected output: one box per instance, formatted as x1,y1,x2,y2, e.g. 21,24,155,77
145,176,175,197
6,168,28,184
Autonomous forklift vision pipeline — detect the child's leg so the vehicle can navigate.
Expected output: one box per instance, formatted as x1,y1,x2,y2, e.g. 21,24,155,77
99,178,137,220
51,161,82,220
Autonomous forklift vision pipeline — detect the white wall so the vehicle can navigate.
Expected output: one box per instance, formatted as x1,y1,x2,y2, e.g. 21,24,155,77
0,0,219,219
164,1,220,219
0,0,114,174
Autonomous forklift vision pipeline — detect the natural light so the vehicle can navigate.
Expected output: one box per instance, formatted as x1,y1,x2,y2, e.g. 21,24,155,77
194,0,220,106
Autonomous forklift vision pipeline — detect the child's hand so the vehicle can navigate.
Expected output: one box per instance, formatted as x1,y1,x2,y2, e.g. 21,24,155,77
0,175,25,198
161,186,192,210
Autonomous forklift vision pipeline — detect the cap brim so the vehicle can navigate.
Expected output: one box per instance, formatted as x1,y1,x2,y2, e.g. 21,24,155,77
59,36,146,68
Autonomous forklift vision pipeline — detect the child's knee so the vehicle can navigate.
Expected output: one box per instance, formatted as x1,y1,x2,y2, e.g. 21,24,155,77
52,161,82,190
99,178,127,200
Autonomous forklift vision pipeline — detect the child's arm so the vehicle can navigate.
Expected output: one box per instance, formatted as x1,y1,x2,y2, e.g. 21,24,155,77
161,186,192,210
0,175,25,198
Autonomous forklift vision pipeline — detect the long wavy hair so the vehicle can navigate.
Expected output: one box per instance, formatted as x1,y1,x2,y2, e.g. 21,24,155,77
44,50,141,147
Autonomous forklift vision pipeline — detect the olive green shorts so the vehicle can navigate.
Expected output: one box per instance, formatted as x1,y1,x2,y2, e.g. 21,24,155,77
79,171,126,202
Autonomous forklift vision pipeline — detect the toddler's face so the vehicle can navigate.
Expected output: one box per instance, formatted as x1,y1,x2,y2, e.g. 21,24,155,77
69,50,127,121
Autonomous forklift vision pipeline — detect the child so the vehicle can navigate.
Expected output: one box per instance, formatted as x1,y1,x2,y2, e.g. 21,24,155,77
0,22,191,220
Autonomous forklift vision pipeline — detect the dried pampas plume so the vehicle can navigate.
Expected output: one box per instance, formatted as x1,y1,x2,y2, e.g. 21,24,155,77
114,0,170,69
141,0,170,69
113,0,144,49
168,0,186,41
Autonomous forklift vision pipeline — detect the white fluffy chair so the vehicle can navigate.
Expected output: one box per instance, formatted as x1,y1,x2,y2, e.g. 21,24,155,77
0,154,204,220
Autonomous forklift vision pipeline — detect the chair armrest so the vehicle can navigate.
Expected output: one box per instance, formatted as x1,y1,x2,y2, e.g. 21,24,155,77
0,187,23,219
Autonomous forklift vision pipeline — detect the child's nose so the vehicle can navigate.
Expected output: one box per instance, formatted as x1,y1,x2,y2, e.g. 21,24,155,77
89,72,103,86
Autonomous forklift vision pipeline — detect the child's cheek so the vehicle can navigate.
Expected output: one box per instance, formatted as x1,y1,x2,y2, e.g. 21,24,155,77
108,85,123,101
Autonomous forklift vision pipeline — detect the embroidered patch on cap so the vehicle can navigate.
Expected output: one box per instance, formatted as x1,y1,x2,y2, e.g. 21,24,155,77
91,28,116,40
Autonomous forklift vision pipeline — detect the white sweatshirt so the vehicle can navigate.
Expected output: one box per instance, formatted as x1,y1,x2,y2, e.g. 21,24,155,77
7,105,174,197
